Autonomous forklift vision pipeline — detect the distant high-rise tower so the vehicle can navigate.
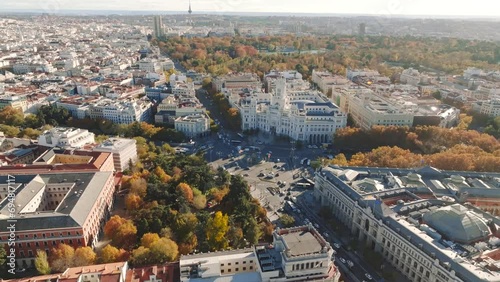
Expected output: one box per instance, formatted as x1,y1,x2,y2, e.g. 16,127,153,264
187,0,193,26
153,15,164,38
359,23,366,35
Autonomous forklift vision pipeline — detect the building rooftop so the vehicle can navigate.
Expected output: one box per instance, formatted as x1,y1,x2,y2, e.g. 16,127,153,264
281,229,323,257
0,171,113,231
423,204,491,244
93,138,136,152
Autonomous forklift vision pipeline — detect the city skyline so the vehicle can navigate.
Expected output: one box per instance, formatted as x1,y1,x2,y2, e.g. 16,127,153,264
2,0,500,17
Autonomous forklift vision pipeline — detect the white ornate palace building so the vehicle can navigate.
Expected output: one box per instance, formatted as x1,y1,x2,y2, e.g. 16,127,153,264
235,78,347,144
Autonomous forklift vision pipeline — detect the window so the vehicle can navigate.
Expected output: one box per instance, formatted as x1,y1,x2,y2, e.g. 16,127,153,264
235,268,239,271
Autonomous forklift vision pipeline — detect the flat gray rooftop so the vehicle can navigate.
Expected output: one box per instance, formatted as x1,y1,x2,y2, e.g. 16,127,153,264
282,230,322,257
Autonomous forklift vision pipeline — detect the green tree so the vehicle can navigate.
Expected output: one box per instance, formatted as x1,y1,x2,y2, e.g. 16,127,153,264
0,124,20,137
35,250,51,274
149,237,179,263
279,214,295,227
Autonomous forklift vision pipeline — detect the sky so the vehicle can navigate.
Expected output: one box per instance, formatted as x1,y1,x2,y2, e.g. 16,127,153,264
2,0,500,17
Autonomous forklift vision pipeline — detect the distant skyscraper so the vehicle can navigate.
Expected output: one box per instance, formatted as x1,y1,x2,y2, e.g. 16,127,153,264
359,23,366,35
153,15,164,38
188,0,192,14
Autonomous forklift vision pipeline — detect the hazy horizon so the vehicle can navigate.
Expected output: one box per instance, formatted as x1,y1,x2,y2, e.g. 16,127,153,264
1,0,500,18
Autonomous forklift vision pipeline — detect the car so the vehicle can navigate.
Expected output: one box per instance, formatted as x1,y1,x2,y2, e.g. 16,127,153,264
323,232,329,238
333,243,341,249
257,140,263,145
364,273,372,280
313,223,320,229
338,257,346,264
244,167,250,170
243,173,249,177
258,172,265,177
277,180,282,185
347,260,354,268
273,164,278,168
281,166,286,171
275,173,280,177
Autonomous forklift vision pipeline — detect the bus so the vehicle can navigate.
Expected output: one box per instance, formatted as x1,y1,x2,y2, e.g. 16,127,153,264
295,183,313,189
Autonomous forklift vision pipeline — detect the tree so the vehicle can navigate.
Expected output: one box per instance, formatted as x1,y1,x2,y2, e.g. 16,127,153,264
0,247,5,273
125,193,143,211
104,215,137,250
19,128,42,139
178,234,198,255
206,211,230,251
154,166,172,183
149,237,179,263
0,106,24,126
0,124,20,137
49,243,75,272
279,214,295,227
244,218,263,245
129,177,148,198
73,247,97,267
176,183,194,203
140,233,160,248
99,245,123,263
331,153,348,166
95,135,109,144
34,250,51,274
193,194,207,209
130,246,152,266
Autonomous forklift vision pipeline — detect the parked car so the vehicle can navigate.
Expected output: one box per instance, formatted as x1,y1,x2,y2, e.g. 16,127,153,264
338,257,346,264
365,273,372,280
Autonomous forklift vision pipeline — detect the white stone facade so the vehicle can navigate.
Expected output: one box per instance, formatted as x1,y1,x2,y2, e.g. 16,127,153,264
38,127,95,149
237,78,347,144
174,113,210,138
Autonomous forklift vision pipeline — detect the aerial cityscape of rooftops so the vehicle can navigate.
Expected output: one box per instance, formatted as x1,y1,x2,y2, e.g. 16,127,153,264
0,1,500,282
